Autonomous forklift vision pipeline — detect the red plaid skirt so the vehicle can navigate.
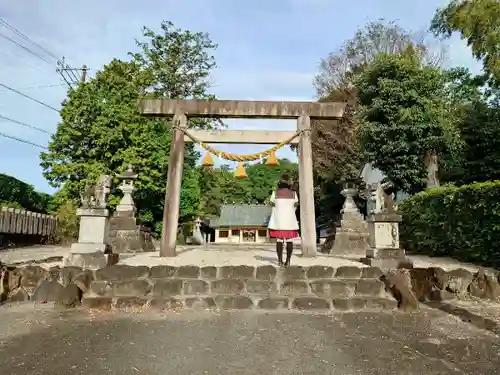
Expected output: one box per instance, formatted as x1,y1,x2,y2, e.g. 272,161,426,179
269,230,299,239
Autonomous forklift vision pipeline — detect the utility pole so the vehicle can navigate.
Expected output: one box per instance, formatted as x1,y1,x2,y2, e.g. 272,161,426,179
56,58,89,88
81,64,88,83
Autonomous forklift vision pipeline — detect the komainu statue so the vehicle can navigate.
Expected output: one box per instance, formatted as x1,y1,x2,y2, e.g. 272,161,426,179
81,174,112,209
365,180,396,215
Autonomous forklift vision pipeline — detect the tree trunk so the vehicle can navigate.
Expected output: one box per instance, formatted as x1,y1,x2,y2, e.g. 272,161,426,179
424,151,440,188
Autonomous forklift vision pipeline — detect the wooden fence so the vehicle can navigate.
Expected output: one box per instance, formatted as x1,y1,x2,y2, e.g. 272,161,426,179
0,207,57,248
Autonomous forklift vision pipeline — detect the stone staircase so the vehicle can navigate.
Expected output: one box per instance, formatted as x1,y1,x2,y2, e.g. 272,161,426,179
82,264,397,312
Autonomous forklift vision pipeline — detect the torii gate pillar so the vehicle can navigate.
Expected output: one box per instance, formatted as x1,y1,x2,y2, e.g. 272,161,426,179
298,114,316,257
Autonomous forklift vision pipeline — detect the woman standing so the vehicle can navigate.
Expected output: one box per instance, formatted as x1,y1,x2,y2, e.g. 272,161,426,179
268,175,299,266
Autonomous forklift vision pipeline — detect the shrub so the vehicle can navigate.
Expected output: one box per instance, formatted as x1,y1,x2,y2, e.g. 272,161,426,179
53,201,79,245
399,180,500,267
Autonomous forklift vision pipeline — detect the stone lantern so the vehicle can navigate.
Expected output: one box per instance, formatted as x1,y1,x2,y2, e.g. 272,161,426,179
108,165,155,254
115,165,138,215
328,179,369,256
340,180,359,214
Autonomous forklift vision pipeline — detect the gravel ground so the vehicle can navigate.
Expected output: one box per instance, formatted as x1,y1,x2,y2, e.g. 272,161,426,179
1,303,499,374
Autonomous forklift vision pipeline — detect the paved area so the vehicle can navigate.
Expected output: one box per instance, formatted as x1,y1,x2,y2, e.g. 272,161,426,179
121,247,366,267
0,245,69,266
121,247,497,273
1,303,500,374
0,245,497,275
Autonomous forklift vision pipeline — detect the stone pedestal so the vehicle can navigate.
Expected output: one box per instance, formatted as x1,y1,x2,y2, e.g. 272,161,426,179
327,187,369,255
109,165,155,253
63,208,111,270
362,213,413,269
187,217,204,245
109,212,155,253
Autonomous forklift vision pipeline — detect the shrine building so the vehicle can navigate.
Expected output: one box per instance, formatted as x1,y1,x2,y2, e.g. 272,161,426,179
210,204,272,244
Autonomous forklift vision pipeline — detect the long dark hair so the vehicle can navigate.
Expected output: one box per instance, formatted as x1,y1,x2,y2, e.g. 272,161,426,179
277,174,291,189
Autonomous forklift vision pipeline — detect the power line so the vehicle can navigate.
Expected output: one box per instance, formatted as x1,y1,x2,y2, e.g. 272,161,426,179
0,19,86,89
0,82,59,112
0,30,54,65
0,18,58,61
0,114,51,134
0,83,65,91
0,130,47,149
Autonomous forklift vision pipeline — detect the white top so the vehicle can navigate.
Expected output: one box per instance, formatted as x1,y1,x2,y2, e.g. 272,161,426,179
267,191,299,230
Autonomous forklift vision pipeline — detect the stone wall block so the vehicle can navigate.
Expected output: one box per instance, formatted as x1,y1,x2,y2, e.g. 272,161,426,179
150,266,176,278
200,266,217,279
306,266,334,279
152,279,183,297
279,280,310,296
335,266,362,278
6,268,21,291
310,280,355,298
381,269,419,312
280,266,306,280
219,265,255,279
332,298,367,311
175,266,200,279
184,297,216,309
365,297,398,310
257,297,289,309
355,279,384,297
150,297,182,311
20,266,47,288
210,279,245,295
90,281,112,296
115,297,148,309
291,297,330,310
214,295,254,309
9,288,29,302
183,280,209,295
82,296,112,310
255,265,277,281
361,267,383,279
60,267,83,285
95,265,150,281
113,279,151,297
469,269,500,300
246,280,277,295
446,268,473,297
32,280,64,303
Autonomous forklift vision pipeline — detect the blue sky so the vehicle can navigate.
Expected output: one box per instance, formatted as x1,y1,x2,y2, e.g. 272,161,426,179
0,0,482,194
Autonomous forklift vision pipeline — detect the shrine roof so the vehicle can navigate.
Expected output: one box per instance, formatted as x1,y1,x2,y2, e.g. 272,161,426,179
210,204,272,228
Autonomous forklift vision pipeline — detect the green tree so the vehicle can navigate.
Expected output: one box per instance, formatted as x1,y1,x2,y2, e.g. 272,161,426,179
0,173,51,213
431,0,500,88
41,21,218,233
197,159,299,218
449,100,500,184
355,52,460,192
312,19,445,183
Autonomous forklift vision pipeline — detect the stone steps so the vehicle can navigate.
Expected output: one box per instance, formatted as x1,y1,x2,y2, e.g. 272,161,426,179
82,295,397,312
81,264,397,312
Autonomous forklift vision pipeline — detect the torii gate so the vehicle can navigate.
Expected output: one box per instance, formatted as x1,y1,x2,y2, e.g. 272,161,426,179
139,99,346,257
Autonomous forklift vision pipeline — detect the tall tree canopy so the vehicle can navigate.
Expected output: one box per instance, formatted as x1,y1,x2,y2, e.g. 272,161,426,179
312,19,445,183
0,173,51,213
431,0,500,88
40,21,219,233
355,51,460,192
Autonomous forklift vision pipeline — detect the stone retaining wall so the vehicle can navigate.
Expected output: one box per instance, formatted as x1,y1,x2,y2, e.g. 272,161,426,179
1,263,500,313
84,265,397,311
